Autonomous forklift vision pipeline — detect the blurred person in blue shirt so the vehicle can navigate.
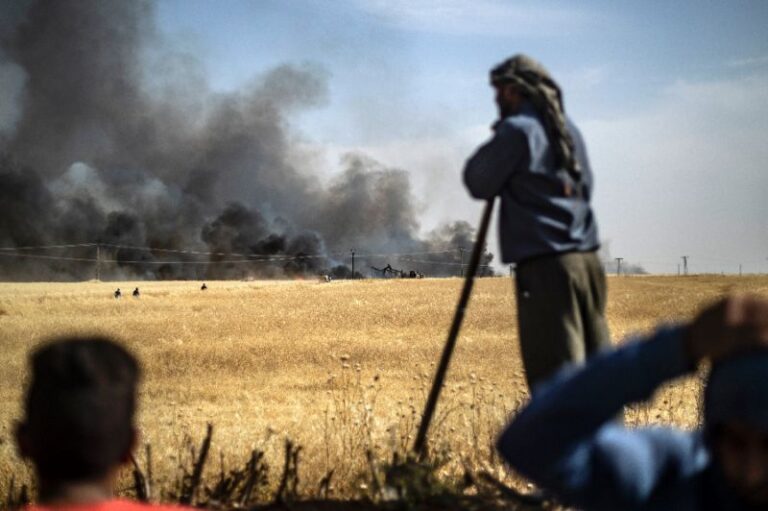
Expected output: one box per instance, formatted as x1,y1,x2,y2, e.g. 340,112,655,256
498,294,768,510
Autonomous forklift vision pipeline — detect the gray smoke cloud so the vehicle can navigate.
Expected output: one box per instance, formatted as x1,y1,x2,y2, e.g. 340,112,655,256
0,0,492,281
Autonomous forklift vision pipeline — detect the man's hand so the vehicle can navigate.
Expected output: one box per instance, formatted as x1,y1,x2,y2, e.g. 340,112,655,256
684,295,768,364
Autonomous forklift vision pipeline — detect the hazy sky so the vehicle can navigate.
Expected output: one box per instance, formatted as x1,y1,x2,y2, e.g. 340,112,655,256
156,0,768,274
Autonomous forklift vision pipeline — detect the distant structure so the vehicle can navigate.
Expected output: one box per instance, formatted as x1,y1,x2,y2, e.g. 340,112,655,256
371,264,397,278
114,288,121,299
371,264,424,279
370,265,387,278
132,287,140,298
201,283,208,291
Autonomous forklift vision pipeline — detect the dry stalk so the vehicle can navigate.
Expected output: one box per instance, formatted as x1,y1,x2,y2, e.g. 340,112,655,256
239,449,268,506
316,469,334,500
273,439,302,504
130,444,153,502
4,476,29,509
179,423,213,505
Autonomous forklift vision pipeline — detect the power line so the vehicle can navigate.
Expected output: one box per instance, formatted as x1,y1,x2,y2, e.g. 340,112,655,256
87,243,459,260
0,243,95,251
0,246,474,267
0,242,458,260
398,257,491,268
0,252,97,263
5,242,757,275
97,243,336,260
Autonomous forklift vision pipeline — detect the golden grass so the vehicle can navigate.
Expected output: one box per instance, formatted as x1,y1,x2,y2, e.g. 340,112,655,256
1,275,767,499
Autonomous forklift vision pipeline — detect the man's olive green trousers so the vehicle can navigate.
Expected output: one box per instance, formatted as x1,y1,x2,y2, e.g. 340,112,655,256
514,250,611,390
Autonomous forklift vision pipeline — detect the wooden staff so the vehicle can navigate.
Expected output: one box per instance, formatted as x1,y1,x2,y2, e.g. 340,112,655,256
413,198,496,460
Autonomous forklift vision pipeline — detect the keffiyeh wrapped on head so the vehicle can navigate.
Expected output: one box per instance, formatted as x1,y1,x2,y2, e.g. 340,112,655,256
490,54,580,182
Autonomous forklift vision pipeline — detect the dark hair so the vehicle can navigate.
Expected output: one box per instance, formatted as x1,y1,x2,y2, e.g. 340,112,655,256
22,336,140,481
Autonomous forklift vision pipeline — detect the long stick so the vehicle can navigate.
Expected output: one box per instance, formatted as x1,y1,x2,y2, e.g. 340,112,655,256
413,198,496,460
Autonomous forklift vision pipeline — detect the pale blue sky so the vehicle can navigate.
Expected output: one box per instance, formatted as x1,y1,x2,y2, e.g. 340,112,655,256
157,0,768,274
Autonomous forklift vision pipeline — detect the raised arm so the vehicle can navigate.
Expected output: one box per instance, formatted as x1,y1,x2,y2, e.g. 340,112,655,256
497,295,768,510
463,122,527,199
498,328,699,509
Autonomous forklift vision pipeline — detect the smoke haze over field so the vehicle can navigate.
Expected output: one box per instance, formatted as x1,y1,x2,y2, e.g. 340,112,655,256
0,0,491,280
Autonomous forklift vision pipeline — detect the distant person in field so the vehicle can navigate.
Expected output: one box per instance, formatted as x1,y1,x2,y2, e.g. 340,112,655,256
463,54,608,390
498,295,768,510
114,288,121,300
200,283,207,291
132,288,140,298
15,336,190,511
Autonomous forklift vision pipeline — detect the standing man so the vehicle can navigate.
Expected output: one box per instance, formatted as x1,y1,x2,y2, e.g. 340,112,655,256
464,54,608,390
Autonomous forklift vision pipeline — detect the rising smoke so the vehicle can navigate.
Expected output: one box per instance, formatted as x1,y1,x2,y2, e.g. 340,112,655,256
0,0,492,281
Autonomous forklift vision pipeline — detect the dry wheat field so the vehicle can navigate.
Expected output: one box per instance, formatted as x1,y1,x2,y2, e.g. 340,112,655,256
1,275,767,502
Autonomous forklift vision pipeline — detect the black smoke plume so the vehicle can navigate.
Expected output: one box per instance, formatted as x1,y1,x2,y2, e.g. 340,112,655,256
0,0,492,281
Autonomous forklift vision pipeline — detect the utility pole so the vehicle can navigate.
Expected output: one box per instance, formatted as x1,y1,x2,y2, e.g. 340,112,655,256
677,263,680,276
615,257,623,276
739,264,742,277
350,249,355,279
459,247,465,277
96,244,101,281
681,256,688,276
